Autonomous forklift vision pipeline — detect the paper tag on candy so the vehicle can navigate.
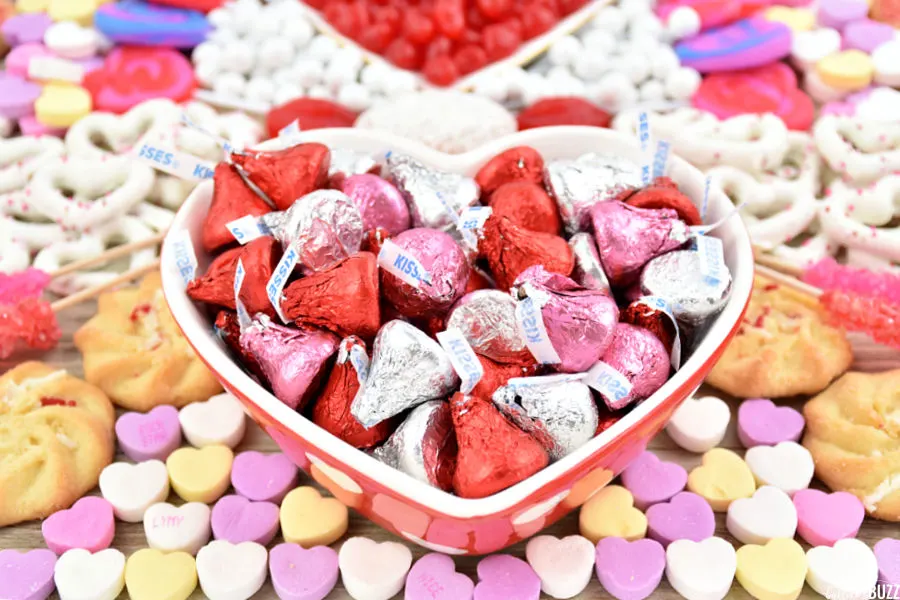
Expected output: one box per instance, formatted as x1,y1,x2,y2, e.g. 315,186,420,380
234,259,251,329
266,246,299,323
348,345,369,385
638,111,652,186
701,176,711,222
193,89,271,116
652,141,670,179
134,143,216,181
169,229,197,286
377,239,431,289
459,206,492,232
507,373,587,390
181,114,235,154
515,296,562,365
28,56,84,83
693,235,726,286
585,361,633,403
227,215,270,245
279,120,301,138
436,328,484,394
638,295,682,369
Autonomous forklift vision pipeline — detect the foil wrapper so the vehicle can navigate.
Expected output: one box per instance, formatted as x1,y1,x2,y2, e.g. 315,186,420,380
591,323,670,411
351,320,459,428
492,377,598,461
640,249,732,327
231,142,331,211
381,228,470,318
470,355,539,399
383,153,480,231
474,146,545,197
202,163,273,253
489,181,562,235
239,314,338,410
569,232,611,293
187,246,241,310
626,178,702,226
591,201,689,288
328,148,379,188
216,310,265,382
544,153,643,234
621,298,679,361
372,400,456,491
513,265,619,373
445,290,530,364
262,189,364,273
480,216,575,291
341,174,410,236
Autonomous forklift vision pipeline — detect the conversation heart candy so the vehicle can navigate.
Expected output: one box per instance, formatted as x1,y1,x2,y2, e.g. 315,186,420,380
735,538,807,600
764,6,814,31
280,487,348,548
54,548,125,600
620,451,688,510
43,21,99,59
666,537,737,600
47,0,98,24
816,51,874,91
1,12,52,46
807,539,878,600
594,537,666,600
872,41,900,87
744,441,814,495
124,549,197,600
474,554,541,600
196,540,268,600
6,43,53,78
166,445,234,503
737,398,804,449
875,539,900,586
211,495,279,545
339,537,412,600
818,0,868,29
143,502,212,555
646,491,715,548
790,28,841,71
726,486,798,545
178,393,246,449
665,395,730,453
675,17,792,73
687,448,756,511
230,451,297,504
405,553,474,600
579,485,647,544
115,406,182,462
98,460,170,523
843,19,896,54
525,535,594,599
793,489,865,547
0,74,42,120
41,497,115,555
35,83,92,127
270,543,339,600
0,549,57,600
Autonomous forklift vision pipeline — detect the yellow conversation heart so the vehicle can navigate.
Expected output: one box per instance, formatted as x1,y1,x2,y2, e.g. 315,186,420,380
35,84,92,128
48,0,98,24
16,0,49,13
280,486,349,548
816,50,874,90
166,445,233,504
687,448,756,511
736,538,808,600
578,485,647,544
764,6,815,31
125,549,197,600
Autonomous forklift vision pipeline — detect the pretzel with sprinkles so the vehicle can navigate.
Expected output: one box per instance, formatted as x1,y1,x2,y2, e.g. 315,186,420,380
0,234,30,274
814,115,900,185
0,136,65,197
818,175,900,266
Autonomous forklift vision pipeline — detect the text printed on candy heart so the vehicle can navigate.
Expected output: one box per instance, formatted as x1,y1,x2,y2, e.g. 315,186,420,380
150,515,184,529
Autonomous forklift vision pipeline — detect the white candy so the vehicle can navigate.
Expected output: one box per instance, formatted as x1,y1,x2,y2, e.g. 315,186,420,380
665,538,736,600
525,535,594,600
630,14,664,38
307,84,333,99
594,71,638,113
337,83,372,112
207,7,232,29
54,549,126,600
221,40,256,75
790,28,841,72
745,441,815,496
306,35,339,62
665,394,730,453
248,12,281,40
98,460,170,523
257,38,294,72
651,46,680,80
273,84,304,106
574,53,609,81
143,502,212,556
726,486,798,545
664,66,701,100
639,80,666,102
382,70,418,96
195,60,221,87
872,40,900,86
581,29,616,53
620,0,652,23
522,75,552,107
324,59,361,90
621,53,651,84
179,393,247,449
360,63,390,91
806,539,878,600
590,6,627,34
293,58,325,88
285,18,315,49
666,6,701,40
193,42,221,67
548,36,583,68
244,77,275,104
331,46,365,72
339,538,412,600
43,22,99,60
196,541,268,600
472,73,511,103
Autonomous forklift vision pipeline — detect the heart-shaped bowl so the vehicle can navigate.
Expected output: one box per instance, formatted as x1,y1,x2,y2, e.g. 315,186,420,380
161,126,753,555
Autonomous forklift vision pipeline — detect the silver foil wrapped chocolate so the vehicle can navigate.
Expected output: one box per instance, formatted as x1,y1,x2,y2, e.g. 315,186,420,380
351,320,459,428
640,248,732,327
445,290,530,364
569,232,611,293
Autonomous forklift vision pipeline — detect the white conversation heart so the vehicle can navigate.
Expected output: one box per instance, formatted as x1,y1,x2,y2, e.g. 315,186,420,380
666,537,737,600
179,393,247,449
745,441,814,495
856,87,900,121
806,539,878,600
98,460,170,523
666,395,730,453
791,28,841,71
196,540,268,600
525,535,594,599
54,548,125,600
339,537,412,600
873,40,900,87
726,485,798,545
143,502,212,556
43,22,100,60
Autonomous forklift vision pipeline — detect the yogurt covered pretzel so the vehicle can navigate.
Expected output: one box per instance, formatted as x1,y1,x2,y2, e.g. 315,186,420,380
819,175,900,267
814,115,900,184
0,135,65,197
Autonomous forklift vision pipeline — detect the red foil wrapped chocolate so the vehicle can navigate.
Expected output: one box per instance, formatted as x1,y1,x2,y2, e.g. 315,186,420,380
470,355,539,399
186,246,242,309
621,299,678,358
361,227,390,256
489,181,562,235
239,237,282,318
480,215,574,290
517,97,612,130
265,98,358,138
625,178,702,226
215,311,264,382
201,164,272,253
474,146,545,197
231,143,331,211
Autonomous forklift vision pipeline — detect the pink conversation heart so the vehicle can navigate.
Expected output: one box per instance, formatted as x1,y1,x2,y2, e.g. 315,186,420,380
646,491,715,548
230,451,297,504
474,555,541,600
737,398,805,448
41,497,115,555
18,115,66,137
818,0,868,29
0,549,57,600
115,405,182,462
0,74,41,119
843,19,896,54
620,451,688,510
405,553,475,600
269,542,339,600
211,495,279,545
1,13,52,46
595,537,665,600
793,489,864,547
875,539,900,586
5,43,53,78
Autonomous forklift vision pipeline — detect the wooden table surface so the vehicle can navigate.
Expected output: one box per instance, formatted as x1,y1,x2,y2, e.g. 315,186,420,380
2,300,900,600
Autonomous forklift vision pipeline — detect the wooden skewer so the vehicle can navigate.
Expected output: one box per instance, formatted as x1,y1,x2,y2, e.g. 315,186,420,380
51,260,161,313
50,232,166,280
755,263,823,298
752,245,803,278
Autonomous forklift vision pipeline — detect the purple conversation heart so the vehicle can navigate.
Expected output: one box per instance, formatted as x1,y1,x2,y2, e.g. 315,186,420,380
41,497,115,555
269,543,339,600
115,405,182,462
474,555,540,600
406,553,475,600
211,495,279,545
0,74,40,120
793,489,865,547
595,537,665,600
620,451,687,510
818,0,869,29
876,539,900,586
1,13,52,47
646,492,715,548
0,549,57,600
231,451,297,504
737,398,804,448
843,19,896,53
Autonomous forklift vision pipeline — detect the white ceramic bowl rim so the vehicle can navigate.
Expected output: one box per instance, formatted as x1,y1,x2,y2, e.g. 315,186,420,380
161,126,754,518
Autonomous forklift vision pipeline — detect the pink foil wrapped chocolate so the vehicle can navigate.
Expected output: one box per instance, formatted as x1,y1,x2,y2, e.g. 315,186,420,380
341,174,411,236
445,290,531,364
512,265,618,373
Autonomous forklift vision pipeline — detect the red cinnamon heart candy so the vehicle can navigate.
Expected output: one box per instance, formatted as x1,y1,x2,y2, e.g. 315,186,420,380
475,146,545,197
265,98,358,139
186,246,242,309
231,143,331,211
479,215,574,290
201,163,272,253
489,181,562,235
517,97,611,130
238,236,281,318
